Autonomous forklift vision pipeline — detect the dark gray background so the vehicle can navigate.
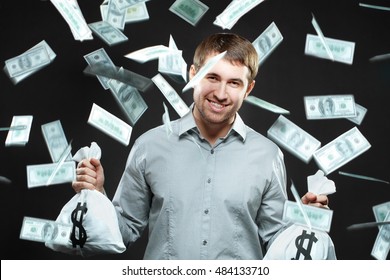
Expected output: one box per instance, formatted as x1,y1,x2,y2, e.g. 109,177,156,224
0,0,389,260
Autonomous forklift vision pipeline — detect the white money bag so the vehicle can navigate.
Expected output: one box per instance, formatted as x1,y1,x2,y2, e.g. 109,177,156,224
45,189,126,257
45,142,126,257
263,224,337,260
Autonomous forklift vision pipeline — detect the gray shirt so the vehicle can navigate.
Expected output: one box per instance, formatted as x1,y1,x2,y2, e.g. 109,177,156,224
112,109,288,259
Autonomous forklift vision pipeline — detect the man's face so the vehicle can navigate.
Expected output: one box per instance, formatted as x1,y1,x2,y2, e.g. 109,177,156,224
190,55,254,128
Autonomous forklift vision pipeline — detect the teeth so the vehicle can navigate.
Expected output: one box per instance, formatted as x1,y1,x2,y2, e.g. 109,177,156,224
210,101,223,108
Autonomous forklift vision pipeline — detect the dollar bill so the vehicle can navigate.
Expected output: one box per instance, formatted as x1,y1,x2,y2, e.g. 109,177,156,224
305,34,355,65
84,48,116,90
125,45,171,63
5,116,33,146
346,103,367,125
152,73,190,117
88,103,132,146
101,1,150,23
169,0,209,26
373,202,390,224
158,52,187,83
304,94,357,119
89,21,128,46
50,0,92,41
252,22,283,65
283,200,334,232
214,0,265,30
41,120,72,162
108,79,148,126
371,211,390,260
106,0,126,30
26,161,75,188
245,95,289,114
311,13,334,61
124,1,150,23
313,127,371,175
115,0,146,11
83,64,153,92
5,46,50,78
20,216,72,245
267,115,321,163
162,102,173,137
4,40,57,85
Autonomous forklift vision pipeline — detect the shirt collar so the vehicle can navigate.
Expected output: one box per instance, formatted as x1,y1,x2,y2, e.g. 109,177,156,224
178,103,247,142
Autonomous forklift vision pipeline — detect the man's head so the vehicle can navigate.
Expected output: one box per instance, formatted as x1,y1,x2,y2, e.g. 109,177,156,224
189,33,259,139
192,33,259,84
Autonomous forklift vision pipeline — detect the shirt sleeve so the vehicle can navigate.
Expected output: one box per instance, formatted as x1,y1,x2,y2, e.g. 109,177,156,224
256,148,288,249
112,139,152,247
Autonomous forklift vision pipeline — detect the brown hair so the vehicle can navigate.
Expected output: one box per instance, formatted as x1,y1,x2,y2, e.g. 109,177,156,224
193,33,259,83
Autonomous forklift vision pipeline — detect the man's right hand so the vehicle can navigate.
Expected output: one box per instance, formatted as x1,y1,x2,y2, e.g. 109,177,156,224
72,158,105,193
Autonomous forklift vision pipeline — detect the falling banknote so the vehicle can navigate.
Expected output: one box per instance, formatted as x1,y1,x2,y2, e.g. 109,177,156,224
252,22,283,65
267,115,321,163
5,116,33,146
304,94,357,120
313,127,371,175
169,0,209,26
26,161,75,188
20,216,72,245
304,34,355,65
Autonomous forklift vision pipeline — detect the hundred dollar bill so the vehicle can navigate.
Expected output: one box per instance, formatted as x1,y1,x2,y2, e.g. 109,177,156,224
305,34,355,65
50,0,92,41
89,21,128,46
4,40,57,85
311,13,334,61
26,161,75,188
252,22,283,65
152,74,190,117
182,51,226,92
101,1,150,23
169,0,209,26
371,211,390,260
84,48,116,90
283,200,333,232
124,1,150,23
5,46,50,78
115,0,147,11
304,94,357,119
5,115,33,146
106,0,126,30
373,202,390,224
346,103,367,125
41,120,72,162
162,102,173,137
125,45,171,63
313,127,371,175
108,78,148,126
83,64,153,92
158,35,187,83
245,95,289,114
20,216,72,245
88,103,132,146
267,115,321,163
214,0,265,30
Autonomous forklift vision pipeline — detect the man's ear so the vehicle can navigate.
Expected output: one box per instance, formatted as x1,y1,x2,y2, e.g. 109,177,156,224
189,64,197,80
245,80,256,98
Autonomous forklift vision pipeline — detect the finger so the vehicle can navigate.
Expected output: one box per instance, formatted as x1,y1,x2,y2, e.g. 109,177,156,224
76,166,97,177
72,180,95,192
77,159,96,170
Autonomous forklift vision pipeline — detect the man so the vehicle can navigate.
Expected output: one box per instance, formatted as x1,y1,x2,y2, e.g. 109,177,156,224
72,33,329,259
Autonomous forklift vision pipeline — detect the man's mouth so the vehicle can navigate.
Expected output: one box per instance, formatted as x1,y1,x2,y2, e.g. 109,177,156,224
208,100,226,111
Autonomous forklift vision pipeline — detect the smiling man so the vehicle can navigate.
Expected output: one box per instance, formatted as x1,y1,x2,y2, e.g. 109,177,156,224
73,33,329,259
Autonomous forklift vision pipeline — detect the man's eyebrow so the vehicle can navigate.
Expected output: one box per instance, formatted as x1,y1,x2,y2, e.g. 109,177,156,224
206,72,244,83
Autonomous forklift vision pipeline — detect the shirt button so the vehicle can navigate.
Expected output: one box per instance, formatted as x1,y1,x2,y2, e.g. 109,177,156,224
202,240,207,245
210,149,214,154
207,178,211,183
204,209,209,214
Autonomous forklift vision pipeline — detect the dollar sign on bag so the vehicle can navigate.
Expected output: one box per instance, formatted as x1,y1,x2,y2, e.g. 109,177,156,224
70,202,88,248
292,230,318,260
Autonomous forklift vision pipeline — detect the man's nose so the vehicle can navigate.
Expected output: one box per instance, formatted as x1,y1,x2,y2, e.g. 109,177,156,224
213,82,228,100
